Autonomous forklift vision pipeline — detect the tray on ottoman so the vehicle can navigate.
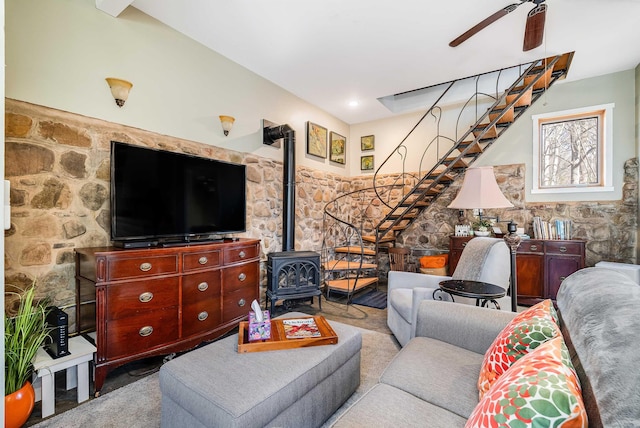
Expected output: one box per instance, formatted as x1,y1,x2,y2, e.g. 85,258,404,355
237,315,338,353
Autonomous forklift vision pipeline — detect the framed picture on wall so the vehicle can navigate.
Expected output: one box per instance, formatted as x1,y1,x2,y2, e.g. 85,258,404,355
306,122,327,158
329,132,346,164
361,155,374,171
361,135,375,151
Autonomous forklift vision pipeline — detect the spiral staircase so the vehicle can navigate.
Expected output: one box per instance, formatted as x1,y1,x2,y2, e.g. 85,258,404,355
321,52,574,302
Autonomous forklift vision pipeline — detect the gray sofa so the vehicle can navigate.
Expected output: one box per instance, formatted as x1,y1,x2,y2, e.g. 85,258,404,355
333,267,640,427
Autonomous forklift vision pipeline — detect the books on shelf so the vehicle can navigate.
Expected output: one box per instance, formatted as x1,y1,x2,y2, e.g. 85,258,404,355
282,318,321,339
532,217,573,240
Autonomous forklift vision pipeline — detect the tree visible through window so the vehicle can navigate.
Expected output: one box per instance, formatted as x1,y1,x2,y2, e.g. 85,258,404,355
532,104,613,194
540,114,600,188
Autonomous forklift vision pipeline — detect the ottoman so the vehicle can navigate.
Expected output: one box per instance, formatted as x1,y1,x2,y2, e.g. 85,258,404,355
159,313,362,428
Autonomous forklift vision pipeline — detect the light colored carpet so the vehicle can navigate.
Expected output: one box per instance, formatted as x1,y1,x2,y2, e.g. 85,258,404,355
32,328,400,428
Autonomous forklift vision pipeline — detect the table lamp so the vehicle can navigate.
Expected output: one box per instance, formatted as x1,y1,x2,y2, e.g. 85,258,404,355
448,166,521,312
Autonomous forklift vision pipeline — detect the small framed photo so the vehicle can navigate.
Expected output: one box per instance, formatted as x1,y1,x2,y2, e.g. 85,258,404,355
361,135,375,151
329,132,346,164
361,155,374,171
306,122,327,159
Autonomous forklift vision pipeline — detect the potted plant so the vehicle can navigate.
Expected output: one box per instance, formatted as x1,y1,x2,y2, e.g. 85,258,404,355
472,219,493,237
5,285,51,428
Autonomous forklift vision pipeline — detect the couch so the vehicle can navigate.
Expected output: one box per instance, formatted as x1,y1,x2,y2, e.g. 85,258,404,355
333,267,640,427
388,237,512,347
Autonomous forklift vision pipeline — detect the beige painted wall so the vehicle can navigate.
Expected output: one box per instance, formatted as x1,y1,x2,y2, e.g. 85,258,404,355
5,0,351,175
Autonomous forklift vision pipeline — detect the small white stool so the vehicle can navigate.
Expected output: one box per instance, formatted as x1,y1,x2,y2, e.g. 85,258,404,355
32,335,96,418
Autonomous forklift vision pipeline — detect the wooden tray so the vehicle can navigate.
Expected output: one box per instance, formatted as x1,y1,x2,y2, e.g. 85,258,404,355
237,315,338,353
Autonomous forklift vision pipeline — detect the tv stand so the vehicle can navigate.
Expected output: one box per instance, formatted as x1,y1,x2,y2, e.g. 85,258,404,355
74,238,260,396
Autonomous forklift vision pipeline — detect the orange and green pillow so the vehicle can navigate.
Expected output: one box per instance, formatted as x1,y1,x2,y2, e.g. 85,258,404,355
478,300,561,397
467,336,587,428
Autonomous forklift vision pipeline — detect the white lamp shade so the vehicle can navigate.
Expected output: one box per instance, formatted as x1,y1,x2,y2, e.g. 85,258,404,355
448,166,513,209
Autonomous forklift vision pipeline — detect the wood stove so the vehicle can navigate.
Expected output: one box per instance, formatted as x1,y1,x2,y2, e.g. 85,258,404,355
266,251,321,314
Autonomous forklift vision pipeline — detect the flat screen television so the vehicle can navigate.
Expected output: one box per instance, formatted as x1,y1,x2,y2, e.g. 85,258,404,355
110,141,246,247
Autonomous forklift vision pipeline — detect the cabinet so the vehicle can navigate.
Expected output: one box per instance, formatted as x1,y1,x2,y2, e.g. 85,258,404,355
75,239,260,395
448,236,585,306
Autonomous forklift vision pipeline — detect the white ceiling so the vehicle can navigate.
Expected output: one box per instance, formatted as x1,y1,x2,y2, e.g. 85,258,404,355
98,0,640,125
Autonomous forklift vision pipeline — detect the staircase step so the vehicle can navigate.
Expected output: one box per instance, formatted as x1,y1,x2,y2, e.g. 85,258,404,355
362,235,396,244
443,157,470,169
507,85,533,108
525,66,553,90
388,211,417,220
457,141,484,154
472,123,497,140
334,246,376,256
399,199,429,208
325,277,378,293
489,105,515,125
323,260,377,271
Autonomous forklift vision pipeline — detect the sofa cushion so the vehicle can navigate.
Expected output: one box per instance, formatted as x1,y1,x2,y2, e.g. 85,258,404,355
478,299,560,397
332,383,467,428
467,336,587,428
380,336,483,419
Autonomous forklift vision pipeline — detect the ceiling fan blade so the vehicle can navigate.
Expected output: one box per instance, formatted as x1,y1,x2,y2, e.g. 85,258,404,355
523,3,547,51
449,3,523,47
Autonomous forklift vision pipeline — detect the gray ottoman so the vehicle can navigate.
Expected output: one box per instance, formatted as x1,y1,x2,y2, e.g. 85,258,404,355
159,313,362,428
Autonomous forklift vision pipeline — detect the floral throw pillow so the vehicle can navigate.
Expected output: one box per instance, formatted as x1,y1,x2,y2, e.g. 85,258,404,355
478,300,560,397
466,336,587,428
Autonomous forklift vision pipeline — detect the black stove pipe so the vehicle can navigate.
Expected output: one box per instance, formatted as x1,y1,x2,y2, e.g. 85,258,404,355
264,124,296,251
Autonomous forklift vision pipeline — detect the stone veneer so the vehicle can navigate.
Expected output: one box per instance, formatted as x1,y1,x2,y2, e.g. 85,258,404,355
4,99,638,324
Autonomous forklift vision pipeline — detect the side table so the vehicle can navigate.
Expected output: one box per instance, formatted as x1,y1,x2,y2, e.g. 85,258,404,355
434,279,506,309
32,335,96,418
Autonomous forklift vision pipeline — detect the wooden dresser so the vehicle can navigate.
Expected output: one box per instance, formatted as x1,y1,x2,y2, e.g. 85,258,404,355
75,238,260,395
448,236,585,306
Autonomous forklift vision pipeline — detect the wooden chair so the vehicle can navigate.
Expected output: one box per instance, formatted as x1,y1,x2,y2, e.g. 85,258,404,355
388,247,410,272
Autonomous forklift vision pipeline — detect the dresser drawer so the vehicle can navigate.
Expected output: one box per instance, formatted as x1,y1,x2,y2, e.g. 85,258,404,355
224,244,259,265
183,271,221,306
545,241,584,256
106,254,178,280
222,262,259,293
222,288,255,323
106,277,179,320
182,300,222,338
183,250,222,272
105,308,178,359
518,240,545,254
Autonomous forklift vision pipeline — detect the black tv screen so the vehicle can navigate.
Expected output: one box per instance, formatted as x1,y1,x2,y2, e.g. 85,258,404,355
110,141,246,245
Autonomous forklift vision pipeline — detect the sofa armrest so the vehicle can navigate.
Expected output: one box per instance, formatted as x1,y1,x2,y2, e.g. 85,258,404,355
388,270,451,292
414,300,517,355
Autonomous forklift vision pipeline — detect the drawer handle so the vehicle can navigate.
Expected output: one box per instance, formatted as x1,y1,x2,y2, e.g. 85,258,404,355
530,245,538,251
239,250,246,258
238,273,247,281
198,256,208,265
560,276,567,281
461,243,467,247
140,262,152,272
238,298,246,307
198,282,209,292
559,246,567,253
139,326,153,337
198,311,209,321
139,292,154,303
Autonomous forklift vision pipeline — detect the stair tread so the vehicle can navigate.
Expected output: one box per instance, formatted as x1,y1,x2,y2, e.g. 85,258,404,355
334,246,376,256
325,277,378,292
323,260,377,270
362,235,396,244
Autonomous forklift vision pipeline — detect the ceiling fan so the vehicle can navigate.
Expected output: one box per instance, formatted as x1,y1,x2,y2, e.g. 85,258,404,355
449,0,547,51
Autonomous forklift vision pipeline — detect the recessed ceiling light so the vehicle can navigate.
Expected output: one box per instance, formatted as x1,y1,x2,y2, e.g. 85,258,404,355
348,100,359,107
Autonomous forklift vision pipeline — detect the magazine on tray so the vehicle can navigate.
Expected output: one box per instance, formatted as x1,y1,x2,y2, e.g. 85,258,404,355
282,318,321,339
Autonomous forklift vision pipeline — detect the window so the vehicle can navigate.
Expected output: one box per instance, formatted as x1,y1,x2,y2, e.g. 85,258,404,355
532,104,614,194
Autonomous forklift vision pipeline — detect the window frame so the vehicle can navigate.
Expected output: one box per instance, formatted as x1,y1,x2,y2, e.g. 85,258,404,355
531,103,614,194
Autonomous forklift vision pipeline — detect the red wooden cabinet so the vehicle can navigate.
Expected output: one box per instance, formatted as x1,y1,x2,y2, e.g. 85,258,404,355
448,236,585,306
75,239,260,395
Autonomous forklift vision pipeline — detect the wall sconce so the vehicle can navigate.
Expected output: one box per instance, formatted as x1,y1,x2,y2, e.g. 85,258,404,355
105,77,133,107
219,115,235,136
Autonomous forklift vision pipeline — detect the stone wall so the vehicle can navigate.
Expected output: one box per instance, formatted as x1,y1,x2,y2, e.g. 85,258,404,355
5,99,637,323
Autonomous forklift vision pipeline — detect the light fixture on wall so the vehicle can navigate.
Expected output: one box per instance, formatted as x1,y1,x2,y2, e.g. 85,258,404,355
219,115,235,136
448,166,521,312
105,78,133,107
